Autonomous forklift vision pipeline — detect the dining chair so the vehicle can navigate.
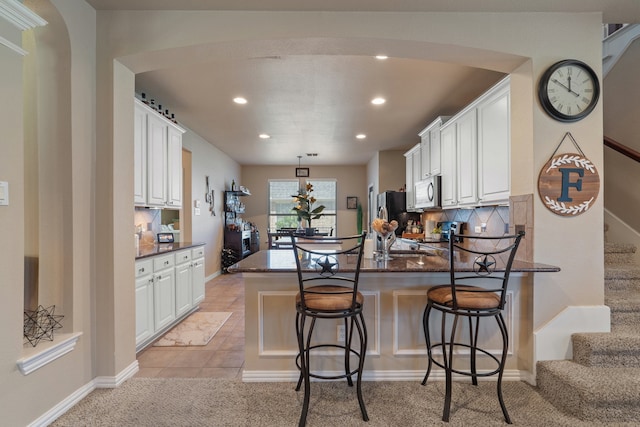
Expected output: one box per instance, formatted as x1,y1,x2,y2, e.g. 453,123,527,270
291,232,369,426
421,229,525,423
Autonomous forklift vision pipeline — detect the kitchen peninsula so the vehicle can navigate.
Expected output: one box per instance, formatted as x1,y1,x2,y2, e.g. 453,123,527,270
229,246,559,383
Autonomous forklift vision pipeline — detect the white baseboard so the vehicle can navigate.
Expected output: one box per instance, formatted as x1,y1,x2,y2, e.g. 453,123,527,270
28,360,139,427
206,270,221,283
242,369,532,384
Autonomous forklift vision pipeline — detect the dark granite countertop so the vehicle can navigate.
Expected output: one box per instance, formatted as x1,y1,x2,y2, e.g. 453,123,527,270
227,249,560,274
136,242,205,260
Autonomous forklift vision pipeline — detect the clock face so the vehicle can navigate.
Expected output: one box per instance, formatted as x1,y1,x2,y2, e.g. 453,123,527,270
539,60,600,122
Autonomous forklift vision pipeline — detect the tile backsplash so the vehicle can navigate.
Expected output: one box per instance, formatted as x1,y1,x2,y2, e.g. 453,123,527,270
134,208,162,245
421,194,533,261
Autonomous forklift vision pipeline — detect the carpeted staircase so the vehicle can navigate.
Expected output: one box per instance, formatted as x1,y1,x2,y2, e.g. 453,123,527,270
537,242,640,422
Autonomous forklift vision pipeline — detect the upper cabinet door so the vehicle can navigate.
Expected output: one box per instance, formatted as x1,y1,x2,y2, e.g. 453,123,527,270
429,127,441,176
134,104,147,206
420,132,431,180
440,124,457,208
146,114,168,207
166,126,183,208
478,80,510,204
456,109,478,206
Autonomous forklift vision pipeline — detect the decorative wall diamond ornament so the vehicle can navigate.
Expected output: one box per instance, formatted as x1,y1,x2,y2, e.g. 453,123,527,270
23,305,64,347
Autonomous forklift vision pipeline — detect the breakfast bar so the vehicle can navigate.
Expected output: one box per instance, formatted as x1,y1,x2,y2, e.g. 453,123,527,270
228,247,559,383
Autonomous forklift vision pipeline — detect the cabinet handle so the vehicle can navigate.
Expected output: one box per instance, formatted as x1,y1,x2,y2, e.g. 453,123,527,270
164,260,170,265
138,267,145,273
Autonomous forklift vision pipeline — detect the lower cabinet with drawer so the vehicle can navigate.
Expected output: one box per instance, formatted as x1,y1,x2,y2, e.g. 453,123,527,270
135,244,206,352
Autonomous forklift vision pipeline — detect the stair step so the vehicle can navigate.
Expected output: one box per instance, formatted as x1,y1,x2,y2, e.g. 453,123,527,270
605,242,637,255
605,265,640,280
537,360,640,422
604,242,636,265
605,265,640,292
572,332,640,367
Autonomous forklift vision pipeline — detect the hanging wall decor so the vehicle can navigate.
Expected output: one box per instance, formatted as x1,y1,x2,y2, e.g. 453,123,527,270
205,176,215,216
538,132,600,216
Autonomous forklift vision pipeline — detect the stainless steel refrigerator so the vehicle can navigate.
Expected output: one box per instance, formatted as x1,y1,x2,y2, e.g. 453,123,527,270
376,191,420,236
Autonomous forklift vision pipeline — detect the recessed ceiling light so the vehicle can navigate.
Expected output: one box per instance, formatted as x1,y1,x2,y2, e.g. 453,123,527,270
356,134,367,139
375,55,388,60
259,133,270,139
371,97,386,105
233,97,247,104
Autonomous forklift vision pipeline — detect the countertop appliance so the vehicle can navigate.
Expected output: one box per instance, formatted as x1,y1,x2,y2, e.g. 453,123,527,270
376,191,420,236
414,175,441,210
438,221,466,242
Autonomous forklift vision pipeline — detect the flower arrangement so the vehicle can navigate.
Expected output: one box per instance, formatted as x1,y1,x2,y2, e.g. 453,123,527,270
291,183,325,227
371,218,399,236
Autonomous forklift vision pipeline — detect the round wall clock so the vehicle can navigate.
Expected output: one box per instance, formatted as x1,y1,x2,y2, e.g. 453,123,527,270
538,59,600,122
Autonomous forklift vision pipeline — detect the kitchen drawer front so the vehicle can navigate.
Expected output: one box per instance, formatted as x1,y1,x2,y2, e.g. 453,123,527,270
135,259,153,278
153,253,175,271
174,249,192,265
192,245,205,259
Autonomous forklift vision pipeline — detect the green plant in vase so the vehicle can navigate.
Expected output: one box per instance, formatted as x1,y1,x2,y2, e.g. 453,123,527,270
291,183,325,233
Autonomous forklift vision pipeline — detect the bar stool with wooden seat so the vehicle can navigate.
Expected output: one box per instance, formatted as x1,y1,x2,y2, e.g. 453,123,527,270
421,229,524,424
291,232,369,427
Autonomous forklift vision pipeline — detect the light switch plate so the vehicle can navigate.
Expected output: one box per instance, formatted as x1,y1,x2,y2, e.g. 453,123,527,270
194,207,201,216
0,181,8,206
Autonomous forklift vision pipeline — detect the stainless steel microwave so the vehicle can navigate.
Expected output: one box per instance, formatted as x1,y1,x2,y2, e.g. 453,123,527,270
414,176,441,210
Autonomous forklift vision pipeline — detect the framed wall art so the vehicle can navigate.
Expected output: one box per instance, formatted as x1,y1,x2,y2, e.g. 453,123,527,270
347,196,358,209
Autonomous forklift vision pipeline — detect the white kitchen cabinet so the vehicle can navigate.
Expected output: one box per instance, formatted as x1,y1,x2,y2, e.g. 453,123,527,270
146,113,168,207
437,76,510,209
134,98,185,209
404,144,420,211
152,253,176,331
477,78,510,204
174,250,193,318
456,109,478,206
135,259,154,345
135,244,206,351
418,116,449,179
439,123,457,208
166,126,183,208
192,246,206,304
134,104,147,206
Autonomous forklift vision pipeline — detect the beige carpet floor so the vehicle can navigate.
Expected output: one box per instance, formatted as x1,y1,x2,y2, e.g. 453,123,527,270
153,312,232,347
51,378,638,426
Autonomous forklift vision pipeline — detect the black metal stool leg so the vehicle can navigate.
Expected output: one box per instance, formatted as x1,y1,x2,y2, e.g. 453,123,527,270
421,303,433,385
354,311,369,421
298,315,314,427
344,317,353,387
442,313,458,422
470,315,479,386
496,313,512,424
295,312,304,391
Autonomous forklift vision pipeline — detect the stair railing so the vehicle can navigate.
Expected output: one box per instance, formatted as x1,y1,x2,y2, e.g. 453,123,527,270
604,136,640,164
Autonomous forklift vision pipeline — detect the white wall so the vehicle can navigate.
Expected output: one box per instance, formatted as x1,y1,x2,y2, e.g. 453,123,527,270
182,129,240,278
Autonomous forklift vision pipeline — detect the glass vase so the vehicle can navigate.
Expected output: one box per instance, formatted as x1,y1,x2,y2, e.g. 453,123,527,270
380,232,396,260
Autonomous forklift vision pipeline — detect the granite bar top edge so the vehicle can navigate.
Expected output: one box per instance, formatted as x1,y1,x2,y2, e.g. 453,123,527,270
136,242,205,260
227,249,561,274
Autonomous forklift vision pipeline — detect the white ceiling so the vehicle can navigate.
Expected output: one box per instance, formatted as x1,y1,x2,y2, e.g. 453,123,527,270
86,0,640,166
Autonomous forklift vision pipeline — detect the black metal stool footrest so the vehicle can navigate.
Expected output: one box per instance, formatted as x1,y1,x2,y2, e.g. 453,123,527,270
428,342,502,377
296,343,363,381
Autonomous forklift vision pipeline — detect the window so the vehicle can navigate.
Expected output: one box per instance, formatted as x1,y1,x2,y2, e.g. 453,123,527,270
268,179,337,235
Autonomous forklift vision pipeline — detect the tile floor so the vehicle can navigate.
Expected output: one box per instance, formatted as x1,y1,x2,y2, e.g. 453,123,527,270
135,273,245,379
